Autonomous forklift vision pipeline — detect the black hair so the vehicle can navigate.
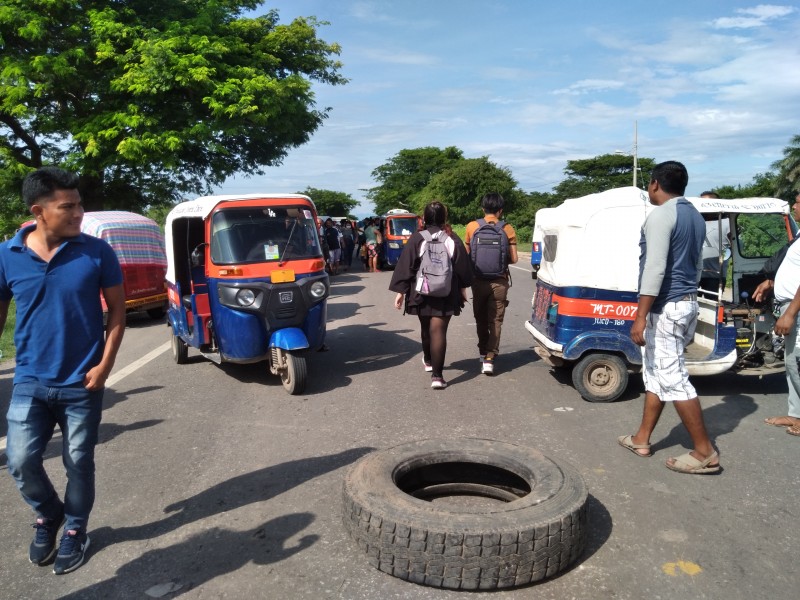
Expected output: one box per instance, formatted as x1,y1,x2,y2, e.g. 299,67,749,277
481,192,505,214
423,201,447,227
650,161,688,196
22,166,79,209
700,191,720,198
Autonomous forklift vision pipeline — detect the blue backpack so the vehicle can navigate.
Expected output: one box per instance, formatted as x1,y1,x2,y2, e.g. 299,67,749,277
470,218,510,279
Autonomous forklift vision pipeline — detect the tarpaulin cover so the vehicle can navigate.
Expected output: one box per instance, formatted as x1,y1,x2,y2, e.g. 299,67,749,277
81,211,167,267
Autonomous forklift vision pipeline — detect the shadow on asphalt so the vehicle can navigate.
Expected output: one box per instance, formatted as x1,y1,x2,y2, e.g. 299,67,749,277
650,394,759,453
87,446,373,547
59,513,319,599
0,385,165,465
218,322,423,394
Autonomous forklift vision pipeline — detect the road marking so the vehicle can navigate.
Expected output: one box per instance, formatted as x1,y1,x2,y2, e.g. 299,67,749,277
0,341,170,457
510,263,531,273
662,560,702,576
105,341,170,388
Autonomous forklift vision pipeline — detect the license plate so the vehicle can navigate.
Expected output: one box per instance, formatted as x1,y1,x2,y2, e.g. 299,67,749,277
533,287,553,323
271,269,295,283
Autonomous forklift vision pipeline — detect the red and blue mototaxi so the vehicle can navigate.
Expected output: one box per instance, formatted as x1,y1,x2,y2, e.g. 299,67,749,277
525,187,794,402
165,194,329,395
379,209,422,268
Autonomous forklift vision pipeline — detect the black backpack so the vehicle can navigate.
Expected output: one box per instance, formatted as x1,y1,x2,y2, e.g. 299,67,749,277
470,218,510,279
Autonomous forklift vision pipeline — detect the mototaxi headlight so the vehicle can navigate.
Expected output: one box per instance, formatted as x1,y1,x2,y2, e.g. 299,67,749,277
235,288,256,307
309,280,327,299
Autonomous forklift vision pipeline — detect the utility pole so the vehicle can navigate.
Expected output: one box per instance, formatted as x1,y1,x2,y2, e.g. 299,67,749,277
633,121,638,188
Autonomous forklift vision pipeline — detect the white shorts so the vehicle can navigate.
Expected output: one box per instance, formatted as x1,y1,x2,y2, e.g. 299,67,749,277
328,248,341,263
641,300,698,401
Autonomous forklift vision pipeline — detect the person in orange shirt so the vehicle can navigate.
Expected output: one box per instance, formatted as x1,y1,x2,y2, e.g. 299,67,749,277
464,193,518,375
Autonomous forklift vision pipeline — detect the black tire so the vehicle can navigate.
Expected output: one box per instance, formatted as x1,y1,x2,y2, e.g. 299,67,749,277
342,438,588,590
572,353,628,403
171,331,188,365
281,351,307,395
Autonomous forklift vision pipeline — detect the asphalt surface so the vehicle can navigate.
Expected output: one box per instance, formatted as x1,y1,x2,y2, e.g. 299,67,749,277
0,254,797,599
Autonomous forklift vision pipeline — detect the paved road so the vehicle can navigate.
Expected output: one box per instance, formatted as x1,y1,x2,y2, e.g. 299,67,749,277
0,258,796,599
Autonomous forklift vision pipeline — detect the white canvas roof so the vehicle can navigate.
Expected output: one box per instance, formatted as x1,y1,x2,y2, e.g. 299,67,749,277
534,187,788,291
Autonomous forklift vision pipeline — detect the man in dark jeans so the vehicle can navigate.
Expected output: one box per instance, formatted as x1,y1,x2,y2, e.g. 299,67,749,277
0,167,126,574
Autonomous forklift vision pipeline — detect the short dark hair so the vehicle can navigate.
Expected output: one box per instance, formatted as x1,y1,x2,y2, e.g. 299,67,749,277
481,192,505,215
22,166,79,209
650,161,688,196
700,191,720,199
423,201,447,227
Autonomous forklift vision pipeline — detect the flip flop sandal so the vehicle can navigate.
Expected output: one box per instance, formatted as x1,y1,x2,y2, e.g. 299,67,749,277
764,416,799,427
787,424,800,436
666,451,721,475
617,434,651,457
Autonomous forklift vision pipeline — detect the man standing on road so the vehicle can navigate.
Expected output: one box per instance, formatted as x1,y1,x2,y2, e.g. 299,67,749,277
0,167,126,574
618,161,721,474
464,193,518,375
764,210,800,437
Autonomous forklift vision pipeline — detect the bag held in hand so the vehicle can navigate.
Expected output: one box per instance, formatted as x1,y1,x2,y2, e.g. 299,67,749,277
415,230,453,297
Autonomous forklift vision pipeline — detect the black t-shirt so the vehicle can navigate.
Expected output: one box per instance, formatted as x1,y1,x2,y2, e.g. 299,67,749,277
325,227,341,250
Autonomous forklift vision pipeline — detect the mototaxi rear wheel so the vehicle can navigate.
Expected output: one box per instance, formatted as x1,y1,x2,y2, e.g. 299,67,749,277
572,353,628,402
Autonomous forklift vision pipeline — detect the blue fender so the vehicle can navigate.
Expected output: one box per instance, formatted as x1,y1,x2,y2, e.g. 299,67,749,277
563,330,641,364
269,327,310,351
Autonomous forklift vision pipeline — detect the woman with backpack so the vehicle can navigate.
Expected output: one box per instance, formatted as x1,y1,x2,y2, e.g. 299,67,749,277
389,201,473,389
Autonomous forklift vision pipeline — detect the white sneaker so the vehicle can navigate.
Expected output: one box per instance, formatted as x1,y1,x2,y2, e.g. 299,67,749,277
431,377,448,389
481,359,494,375
422,357,433,372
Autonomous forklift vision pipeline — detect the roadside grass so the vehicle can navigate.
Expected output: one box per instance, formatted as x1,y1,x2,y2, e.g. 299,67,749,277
0,300,15,360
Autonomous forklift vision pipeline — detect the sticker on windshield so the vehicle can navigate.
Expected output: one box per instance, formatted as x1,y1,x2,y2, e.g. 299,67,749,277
263,243,280,260
303,210,313,220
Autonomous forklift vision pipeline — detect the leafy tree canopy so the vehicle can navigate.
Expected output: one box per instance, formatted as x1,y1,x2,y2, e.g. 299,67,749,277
300,187,358,217
367,146,464,215
711,172,779,199
415,157,519,225
553,153,655,199
0,0,346,219
772,134,800,201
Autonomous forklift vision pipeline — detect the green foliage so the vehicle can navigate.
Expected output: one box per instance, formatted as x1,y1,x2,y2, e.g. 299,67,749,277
0,0,346,214
772,134,800,201
300,187,358,216
554,153,655,199
0,299,16,360
712,172,779,199
367,146,464,215
736,213,789,259
415,157,519,225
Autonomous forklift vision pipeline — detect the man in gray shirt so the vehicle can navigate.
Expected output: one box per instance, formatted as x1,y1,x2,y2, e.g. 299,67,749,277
618,161,721,474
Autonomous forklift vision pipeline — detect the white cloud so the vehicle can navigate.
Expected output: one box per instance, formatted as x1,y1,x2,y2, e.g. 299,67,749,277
712,4,796,29
553,79,626,96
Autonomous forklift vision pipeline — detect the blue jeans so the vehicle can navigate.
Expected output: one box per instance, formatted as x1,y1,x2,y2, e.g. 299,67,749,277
5,382,103,532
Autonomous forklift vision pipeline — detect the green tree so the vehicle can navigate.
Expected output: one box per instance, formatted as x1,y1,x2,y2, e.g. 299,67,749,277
367,146,464,215
415,157,519,225
553,153,655,199
712,172,779,199
300,187,358,216
0,0,346,218
772,134,800,201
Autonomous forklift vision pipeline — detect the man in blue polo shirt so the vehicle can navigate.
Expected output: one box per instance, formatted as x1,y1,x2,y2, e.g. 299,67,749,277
0,167,125,574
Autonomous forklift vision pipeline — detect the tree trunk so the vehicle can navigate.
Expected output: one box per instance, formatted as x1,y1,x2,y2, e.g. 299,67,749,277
78,173,104,211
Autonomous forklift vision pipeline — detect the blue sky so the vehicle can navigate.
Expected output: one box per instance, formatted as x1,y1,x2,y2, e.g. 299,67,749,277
217,1,800,216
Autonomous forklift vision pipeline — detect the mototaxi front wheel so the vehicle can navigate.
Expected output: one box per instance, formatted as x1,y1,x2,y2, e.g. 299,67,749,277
280,351,307,395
